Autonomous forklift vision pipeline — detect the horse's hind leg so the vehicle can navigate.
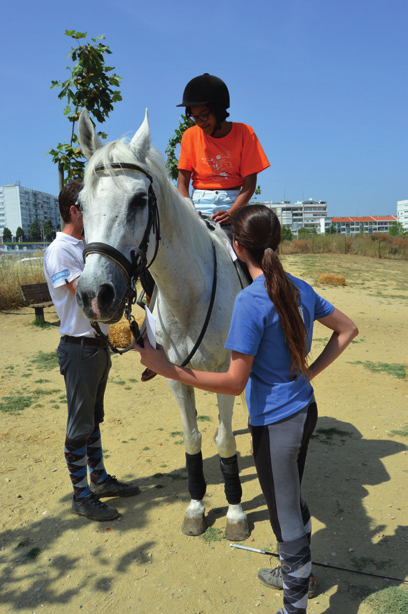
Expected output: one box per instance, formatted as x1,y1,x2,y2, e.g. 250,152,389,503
167,380,207,536
216,393,250,541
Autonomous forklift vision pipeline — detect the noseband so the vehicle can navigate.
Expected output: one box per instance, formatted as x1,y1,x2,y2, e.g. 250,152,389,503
83,162,161,352
83,163,160,282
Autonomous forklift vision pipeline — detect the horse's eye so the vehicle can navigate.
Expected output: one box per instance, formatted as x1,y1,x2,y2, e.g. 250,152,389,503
128,192,147,209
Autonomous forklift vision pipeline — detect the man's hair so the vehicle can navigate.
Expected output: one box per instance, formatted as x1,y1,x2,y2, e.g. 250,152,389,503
59,180,83,223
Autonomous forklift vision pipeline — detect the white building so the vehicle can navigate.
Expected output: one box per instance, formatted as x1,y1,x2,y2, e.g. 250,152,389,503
397,200,408,230
0,183,59,239
331,216,398,235
263,199,330,236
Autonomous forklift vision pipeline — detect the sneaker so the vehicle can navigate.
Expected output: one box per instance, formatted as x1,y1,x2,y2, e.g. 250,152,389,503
90,474,141,498
72,493,119,521
257,565,317,598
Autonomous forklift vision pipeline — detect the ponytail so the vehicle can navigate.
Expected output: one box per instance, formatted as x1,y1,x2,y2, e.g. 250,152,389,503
232,206,309,379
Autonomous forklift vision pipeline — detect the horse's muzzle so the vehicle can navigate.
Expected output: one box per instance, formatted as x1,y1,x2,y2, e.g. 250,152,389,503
76,281,126,324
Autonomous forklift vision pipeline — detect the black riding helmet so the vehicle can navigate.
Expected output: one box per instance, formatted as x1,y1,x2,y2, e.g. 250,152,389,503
177,73,230,108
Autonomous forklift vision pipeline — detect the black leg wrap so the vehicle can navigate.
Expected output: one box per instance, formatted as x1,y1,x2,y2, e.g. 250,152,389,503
185,451,206,501
220,454,242,505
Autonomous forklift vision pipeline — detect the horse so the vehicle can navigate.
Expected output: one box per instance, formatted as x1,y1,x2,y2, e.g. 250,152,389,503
76,109,250,541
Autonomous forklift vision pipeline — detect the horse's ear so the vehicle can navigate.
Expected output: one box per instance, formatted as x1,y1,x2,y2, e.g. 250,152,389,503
129,109,150,163
78,110,102,160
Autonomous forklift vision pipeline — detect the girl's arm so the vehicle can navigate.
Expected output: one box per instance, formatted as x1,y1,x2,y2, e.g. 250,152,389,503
308,308,359,380
213,173,257,225
135,339,254,396
177,169,192,199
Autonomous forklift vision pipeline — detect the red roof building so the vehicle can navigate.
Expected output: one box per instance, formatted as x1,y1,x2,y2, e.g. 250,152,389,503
331,216,397,235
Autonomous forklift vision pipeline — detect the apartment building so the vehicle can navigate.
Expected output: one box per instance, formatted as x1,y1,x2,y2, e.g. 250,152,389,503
263,199,330,235
397,200,408,230
0,183,59,238
331,216,398,235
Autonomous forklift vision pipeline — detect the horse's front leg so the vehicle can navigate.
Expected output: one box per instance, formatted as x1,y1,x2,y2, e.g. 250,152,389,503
167,380,207,536
215,393,250,541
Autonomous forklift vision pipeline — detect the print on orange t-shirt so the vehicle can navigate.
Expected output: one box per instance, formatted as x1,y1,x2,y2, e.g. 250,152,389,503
178,123,270,190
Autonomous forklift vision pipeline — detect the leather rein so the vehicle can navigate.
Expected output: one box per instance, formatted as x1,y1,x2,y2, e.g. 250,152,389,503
83,162,218,367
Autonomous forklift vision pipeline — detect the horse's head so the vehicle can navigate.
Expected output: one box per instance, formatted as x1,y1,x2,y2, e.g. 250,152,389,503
76,109,159,324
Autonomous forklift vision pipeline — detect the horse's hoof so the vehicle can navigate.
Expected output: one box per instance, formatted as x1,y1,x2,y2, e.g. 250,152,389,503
225,517,250,541
182,513,207,536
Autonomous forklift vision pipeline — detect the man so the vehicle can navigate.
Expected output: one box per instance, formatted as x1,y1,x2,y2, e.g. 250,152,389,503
44,180,140,521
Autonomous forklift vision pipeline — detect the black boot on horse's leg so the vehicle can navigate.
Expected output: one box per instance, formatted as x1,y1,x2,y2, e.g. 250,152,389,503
220,454,242,504
220,454,250,541
181,451,207,536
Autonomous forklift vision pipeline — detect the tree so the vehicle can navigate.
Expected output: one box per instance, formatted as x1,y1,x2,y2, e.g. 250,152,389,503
2,227,12,241
165,114,194,181
42,221,55,242
325,224,337,235
16,227,25,242
298,227,311,238
29,221,41,241
48,30,122,189
388,221,405,237
281,226,293,241
254,185,262,200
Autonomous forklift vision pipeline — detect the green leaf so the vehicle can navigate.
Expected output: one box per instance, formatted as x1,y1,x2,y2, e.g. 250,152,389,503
73,31,87,39
63,106,71,116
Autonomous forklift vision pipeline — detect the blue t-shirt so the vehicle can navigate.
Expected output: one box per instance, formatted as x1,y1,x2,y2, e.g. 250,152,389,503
225,273,334,426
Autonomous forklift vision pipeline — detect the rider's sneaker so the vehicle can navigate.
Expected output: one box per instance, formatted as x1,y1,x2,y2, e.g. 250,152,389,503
72,493,119,521
257,565,317,598
90,474,141,498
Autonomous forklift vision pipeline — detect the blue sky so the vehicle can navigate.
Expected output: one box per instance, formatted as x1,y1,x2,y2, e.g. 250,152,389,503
1,0,406,217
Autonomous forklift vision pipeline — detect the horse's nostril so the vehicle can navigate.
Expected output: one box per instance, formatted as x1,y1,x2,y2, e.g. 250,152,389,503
98,283,115,309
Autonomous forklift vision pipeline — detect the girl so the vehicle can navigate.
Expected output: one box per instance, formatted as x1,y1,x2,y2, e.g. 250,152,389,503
177,73,270,225
135,205,358,614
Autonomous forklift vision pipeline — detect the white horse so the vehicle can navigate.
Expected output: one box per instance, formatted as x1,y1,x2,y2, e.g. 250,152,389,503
76,109,249,541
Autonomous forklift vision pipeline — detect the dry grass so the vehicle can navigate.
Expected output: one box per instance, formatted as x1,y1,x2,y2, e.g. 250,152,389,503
281,233,408,259
0,254,45,310
318,273,346,286
109,312,145,348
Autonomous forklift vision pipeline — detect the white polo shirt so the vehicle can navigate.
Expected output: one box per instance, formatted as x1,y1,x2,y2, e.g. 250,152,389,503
44,232,109,338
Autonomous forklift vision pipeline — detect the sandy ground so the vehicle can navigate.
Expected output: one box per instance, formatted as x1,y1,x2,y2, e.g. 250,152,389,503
0,254,407,614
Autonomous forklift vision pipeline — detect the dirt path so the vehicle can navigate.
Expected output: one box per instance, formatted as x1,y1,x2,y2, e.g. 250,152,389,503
0,254,407,613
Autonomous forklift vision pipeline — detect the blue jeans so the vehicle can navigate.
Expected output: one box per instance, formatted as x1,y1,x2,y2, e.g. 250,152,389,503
192,188,241,216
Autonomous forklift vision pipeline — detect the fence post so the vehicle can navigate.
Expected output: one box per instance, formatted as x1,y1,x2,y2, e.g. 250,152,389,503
344,235,347,255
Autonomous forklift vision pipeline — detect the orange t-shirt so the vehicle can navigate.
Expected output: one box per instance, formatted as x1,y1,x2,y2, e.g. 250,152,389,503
178,123,270,190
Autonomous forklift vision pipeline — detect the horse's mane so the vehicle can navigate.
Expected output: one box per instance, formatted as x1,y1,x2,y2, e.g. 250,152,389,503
84,137,224,260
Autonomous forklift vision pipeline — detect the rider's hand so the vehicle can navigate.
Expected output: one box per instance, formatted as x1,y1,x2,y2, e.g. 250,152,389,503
212,209,231,225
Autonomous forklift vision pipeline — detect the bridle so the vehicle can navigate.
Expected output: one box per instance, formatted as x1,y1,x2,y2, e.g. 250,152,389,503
83,162,161,352
82,161,219,366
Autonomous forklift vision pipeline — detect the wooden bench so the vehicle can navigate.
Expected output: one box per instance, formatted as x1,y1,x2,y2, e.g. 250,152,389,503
20,283,53,320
